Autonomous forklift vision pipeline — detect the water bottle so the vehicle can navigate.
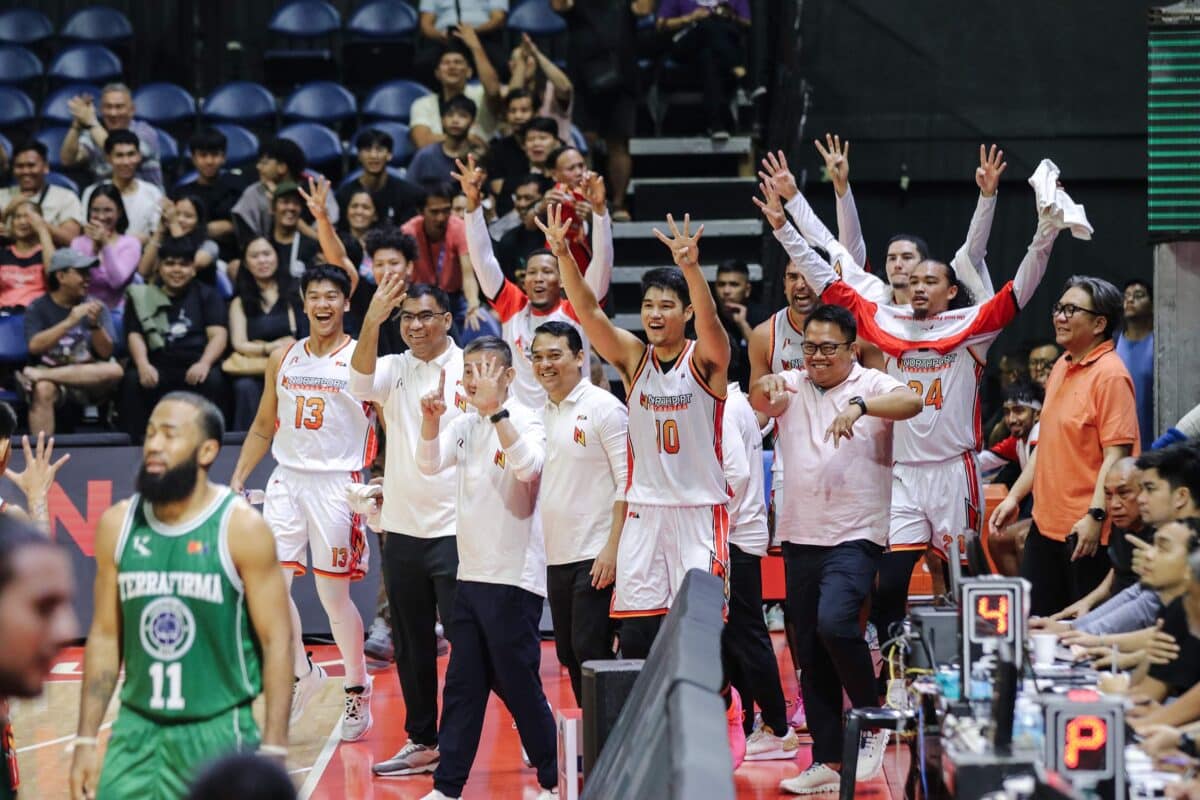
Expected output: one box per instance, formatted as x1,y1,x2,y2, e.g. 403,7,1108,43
1012,697,1044,753
969,662,991,719
242,489,265,505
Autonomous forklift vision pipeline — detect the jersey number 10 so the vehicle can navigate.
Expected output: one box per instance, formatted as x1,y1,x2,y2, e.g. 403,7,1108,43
148,662,185,711
655,418,680,454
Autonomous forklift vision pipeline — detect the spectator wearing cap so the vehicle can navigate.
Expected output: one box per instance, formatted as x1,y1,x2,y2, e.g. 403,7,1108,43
81,130,164,244
22,250,122,436
337,129,423,227
60,82,163,188
0,141,84,248
401,183,485,334
1116,279,1155,450
232,138,337,251
991,276,1140,617
267,182,319,279
0,200,56,310
408,95,481,190
69,183,142,312
410,38,502,149
120,236,229,441
172,128,242,260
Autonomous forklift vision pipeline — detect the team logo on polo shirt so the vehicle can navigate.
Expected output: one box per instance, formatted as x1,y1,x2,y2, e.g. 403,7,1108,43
573,427,586,446
455,392,468,411
494,449,506,468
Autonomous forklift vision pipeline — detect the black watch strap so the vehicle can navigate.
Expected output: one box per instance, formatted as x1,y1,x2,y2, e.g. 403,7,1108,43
489,408,510,424
1088,506,1107,522
849,396,868,417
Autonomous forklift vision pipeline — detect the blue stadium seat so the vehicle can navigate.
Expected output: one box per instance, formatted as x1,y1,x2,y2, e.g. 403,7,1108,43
346,0,418,37
201,81,277,124
133,82,196,127
0,314,28,365
46,172,80,194
0,9,54,46
34,127,70,169
349,121,415,166
0,86,35,128
155,127,179,165
210,123,259,167
269,0,342,36
507,0,567,35
278,122,343,168
0,45,43,85
40,83,101,125
282,81,357,123
60,6,134,44
47,44,123,84
0,132,10,160
174,171,199,190
362,80,430,123
569,124,588,155
339,165,408,191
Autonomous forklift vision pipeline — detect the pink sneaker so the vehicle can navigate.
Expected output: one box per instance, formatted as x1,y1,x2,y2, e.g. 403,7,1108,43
727,686,746,770
789,694,808,732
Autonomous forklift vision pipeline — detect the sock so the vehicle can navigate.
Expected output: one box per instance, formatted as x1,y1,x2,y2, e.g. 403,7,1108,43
315,577,368,687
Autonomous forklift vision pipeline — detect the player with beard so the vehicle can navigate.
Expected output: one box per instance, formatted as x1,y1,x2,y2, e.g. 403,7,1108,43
231,265,377,742
540,203,731,661
756,173,1069,631
454,154,612,407
70,393,292,800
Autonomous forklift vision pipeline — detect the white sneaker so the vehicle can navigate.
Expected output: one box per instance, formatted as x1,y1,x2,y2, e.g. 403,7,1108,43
535,789,559,800
417,791,459,800
780,762,840,795
765,604,785,632
856,730,890,781
373,739,440,776
341,675,373,741
745,724,801,761
290,660,327,724
364,617,393,661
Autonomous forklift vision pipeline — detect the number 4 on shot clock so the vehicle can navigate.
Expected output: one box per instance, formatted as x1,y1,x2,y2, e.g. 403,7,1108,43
960,577,1029,685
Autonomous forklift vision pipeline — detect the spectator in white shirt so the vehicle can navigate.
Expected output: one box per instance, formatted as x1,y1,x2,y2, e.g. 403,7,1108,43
350,276,465,780
0,141,83,247
81,130,162,245
721,385,798,761
750,303,920,795
409,37,503,149
417,336,557,800
531,320,626,704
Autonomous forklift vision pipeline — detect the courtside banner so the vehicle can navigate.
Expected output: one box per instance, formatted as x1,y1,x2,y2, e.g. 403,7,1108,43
0,443,381,636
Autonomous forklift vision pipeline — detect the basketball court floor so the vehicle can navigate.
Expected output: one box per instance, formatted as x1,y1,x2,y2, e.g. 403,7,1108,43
11,634,907,798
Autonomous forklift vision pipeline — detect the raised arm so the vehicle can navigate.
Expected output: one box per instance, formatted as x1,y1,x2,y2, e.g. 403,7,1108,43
755,181,840,296
467,356,545,482
454,155,506,300
951,144,1006,302
454,26,502,111
417,370,460,474
70,503,127,800
581,171,613,300
300,176,358,294
228,504,292,751
537,204,646,383
349,271,407,400
652,213,729,395
812,134,868,268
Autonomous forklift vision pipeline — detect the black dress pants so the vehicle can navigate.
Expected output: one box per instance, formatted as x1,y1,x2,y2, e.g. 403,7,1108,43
722,544,789,734
546,558,614,705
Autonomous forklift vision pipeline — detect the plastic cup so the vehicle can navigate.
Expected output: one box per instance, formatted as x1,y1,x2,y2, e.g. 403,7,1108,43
1031,632,1058,666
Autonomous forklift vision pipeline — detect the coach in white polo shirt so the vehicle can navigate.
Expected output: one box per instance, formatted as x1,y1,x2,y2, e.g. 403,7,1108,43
417,335,557,800
531,320,627,705
349,274,465,779
751,303,920,796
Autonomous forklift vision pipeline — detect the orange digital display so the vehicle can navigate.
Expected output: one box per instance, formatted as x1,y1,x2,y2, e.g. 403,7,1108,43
1063,715,1107,771
973,592,1011,637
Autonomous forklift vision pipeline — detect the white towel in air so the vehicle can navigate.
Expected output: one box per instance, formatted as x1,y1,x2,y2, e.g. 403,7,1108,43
1028,159,1093,240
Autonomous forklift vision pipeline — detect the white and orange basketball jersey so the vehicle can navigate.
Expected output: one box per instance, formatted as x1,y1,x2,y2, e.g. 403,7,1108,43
273,336,376,472
886,344,987,464
491,282,591,408
769,309,806,373
625,341,728,506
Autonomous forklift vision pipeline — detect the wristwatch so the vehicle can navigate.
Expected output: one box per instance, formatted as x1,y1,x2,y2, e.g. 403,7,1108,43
1087,506,1107,522
1180,731,1198,758
489,409,510,424
848,396,868,417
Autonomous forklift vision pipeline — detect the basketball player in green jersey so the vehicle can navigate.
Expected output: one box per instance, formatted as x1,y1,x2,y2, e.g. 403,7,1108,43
69,393,293,800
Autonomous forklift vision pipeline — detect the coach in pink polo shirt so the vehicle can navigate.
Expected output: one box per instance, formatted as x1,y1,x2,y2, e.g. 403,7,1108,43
751,303,921,795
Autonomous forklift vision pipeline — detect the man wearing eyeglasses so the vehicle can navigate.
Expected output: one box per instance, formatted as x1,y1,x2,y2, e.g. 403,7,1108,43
750,303,921,795
991,277,1138,617
349,276,467,778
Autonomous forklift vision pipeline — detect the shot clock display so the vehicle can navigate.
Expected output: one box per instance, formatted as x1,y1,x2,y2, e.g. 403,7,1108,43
1041,694,1124,800
960,577,1028,684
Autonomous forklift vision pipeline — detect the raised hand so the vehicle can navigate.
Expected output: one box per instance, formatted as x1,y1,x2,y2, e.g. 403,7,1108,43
581,170,608,216
813,134,850,197
298,175,330,220
364,270,407,327
421,369,448,420
759,149,799,200
5,432,70,513
451,154,486,212
534,202,571,256
755,373,796,408
751,179,786,230
652,213,704,269
67,94,97,127
452,23,482,51
467,356,505,416
976,144,1007,198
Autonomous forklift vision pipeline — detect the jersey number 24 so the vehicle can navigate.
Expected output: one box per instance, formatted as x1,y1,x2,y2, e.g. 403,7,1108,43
907,378,944,410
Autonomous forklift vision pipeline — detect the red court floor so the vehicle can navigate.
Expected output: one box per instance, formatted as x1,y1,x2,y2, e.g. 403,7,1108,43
14,634,907,799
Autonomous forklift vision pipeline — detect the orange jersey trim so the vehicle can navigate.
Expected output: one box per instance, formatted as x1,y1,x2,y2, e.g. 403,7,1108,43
280,560,307,576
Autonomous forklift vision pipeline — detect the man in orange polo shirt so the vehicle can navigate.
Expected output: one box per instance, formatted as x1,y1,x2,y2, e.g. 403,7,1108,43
991,276,1139,616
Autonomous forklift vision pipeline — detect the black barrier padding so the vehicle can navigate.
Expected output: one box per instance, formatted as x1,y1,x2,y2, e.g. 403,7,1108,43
580,660,642,773
580,570,734,800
